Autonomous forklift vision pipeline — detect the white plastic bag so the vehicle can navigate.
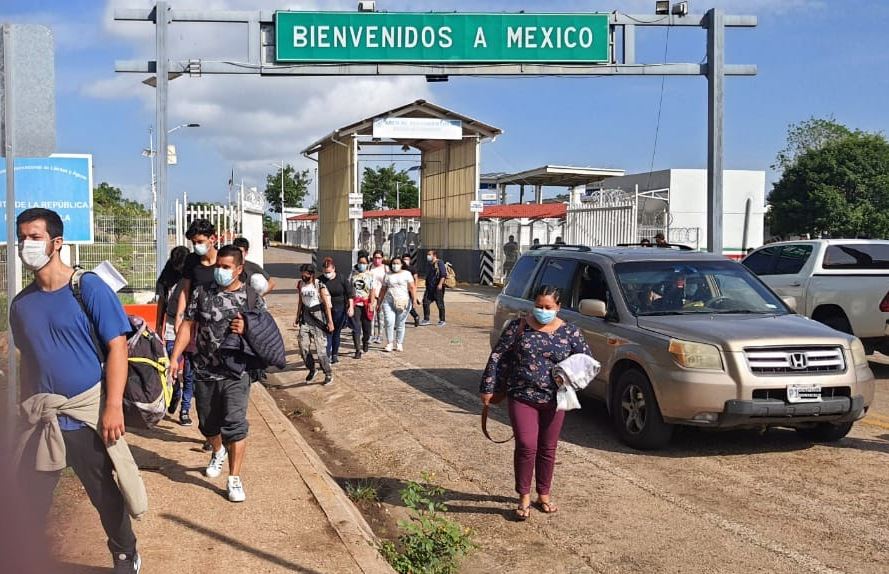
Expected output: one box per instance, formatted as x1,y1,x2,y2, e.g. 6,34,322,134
556,386,582,411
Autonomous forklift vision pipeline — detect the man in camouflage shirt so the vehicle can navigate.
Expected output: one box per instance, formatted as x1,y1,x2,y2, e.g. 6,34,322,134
170,244,262,503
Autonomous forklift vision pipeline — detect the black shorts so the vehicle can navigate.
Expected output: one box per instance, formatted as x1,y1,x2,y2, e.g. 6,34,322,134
193,373,251,443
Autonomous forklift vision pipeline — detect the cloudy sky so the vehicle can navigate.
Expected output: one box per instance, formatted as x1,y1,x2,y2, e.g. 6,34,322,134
3,0,888,207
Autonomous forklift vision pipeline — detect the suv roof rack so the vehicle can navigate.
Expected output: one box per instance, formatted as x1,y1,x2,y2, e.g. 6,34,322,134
616,243,694,251
529,244,591,252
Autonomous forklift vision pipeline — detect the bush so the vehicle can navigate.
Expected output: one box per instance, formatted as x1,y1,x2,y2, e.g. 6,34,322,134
379,472,475,574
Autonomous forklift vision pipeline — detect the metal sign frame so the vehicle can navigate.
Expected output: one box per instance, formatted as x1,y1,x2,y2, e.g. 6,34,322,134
115,4,757,259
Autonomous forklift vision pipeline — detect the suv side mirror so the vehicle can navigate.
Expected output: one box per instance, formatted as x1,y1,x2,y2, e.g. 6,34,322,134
579,299,607,318
781,296,798,312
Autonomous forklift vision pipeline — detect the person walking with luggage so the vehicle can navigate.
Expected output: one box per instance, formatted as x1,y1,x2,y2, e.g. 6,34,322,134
379,256,417,352
479,285,593,521
170,244,261,503
421,249,447,327
350,253,377,358
294,263,335,384
320,257,355,364
11,208,144,572
233,237,276,384
155,245,194,426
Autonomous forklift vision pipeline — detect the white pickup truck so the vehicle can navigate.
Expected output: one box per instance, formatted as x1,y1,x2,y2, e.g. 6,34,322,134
743,239,889,351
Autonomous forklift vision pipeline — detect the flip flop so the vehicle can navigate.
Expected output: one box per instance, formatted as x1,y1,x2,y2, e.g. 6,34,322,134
514,504,531,521
535,500,559,514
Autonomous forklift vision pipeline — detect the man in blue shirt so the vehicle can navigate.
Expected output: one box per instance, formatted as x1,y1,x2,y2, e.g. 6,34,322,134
11,208,141,573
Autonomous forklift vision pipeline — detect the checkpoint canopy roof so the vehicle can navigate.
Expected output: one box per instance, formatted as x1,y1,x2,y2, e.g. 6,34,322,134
483,165,625,188
301,99,502,155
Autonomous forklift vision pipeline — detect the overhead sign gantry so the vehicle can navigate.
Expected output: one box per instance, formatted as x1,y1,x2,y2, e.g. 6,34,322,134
116,3,756,267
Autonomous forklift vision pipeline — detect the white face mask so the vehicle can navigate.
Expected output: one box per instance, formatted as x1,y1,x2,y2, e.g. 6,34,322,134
323,271,334,279
20,239,53,271
391,264,402,272
194,242,210,256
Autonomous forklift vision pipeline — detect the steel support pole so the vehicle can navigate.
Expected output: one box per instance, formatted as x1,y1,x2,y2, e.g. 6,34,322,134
280,160,285,243
155,1,170,275
706,8,725,255
3,24,18,436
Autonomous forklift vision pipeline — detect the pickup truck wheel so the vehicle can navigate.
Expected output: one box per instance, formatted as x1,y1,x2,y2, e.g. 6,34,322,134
816,311,853,335
796,421,854,442
612,369,673,450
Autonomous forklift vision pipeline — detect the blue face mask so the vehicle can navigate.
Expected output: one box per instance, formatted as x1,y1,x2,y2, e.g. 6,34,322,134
532,307,557,325
214,267,235,287
358,263,368,272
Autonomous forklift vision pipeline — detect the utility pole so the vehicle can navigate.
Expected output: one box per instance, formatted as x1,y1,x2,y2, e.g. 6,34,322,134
396,180,400,210
148,127,156,219
279,160,285,243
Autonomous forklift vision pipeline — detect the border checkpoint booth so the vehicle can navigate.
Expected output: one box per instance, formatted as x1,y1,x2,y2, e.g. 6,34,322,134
301,100,501,280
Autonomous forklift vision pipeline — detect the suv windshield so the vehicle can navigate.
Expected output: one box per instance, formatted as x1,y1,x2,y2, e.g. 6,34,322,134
614,260,789,316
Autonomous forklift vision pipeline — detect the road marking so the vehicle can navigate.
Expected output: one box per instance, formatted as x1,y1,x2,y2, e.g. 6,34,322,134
379,355,847,574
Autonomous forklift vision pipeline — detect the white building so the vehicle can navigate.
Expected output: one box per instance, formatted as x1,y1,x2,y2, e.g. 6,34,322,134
594,169,766,257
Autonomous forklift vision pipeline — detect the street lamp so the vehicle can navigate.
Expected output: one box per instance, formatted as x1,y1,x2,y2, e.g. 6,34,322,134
143,123,200,218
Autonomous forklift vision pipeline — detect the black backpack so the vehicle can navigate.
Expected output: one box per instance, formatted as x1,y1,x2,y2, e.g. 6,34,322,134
70,270,173,428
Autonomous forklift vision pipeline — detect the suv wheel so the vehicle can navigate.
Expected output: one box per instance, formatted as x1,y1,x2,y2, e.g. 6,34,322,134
612,368,673,450
796,421,854,442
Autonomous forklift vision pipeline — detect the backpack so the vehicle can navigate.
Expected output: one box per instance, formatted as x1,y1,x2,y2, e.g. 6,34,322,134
443,262,457,288
70,270,173,429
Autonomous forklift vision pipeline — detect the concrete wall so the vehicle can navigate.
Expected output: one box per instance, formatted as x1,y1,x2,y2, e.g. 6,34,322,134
318,141,356,252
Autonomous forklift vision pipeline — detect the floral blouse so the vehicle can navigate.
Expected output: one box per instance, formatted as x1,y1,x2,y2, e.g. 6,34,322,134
480,319,593,404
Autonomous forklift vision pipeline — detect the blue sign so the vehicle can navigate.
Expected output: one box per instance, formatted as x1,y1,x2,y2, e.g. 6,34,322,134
0,155,94,244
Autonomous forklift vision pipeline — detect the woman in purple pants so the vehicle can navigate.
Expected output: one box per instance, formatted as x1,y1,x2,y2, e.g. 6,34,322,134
480,285,593,521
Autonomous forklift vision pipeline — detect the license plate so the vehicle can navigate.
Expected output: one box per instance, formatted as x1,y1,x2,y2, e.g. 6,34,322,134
787,384,822,403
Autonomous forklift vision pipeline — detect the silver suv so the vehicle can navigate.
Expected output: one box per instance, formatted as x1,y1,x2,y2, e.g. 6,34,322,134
493,245,875,449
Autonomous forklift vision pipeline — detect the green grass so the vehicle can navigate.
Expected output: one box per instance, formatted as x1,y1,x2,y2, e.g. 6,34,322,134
345,480,381,504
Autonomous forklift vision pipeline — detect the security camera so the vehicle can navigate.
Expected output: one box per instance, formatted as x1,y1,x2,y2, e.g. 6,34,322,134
358,1,376,12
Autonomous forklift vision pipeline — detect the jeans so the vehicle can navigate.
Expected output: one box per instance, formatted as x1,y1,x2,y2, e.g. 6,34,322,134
166,341,194,415
193,373,251,443
19,427,137,557
382,299,409,346
423,286,446,322
326,306,348,358
508,398,565,496
300,322,332,375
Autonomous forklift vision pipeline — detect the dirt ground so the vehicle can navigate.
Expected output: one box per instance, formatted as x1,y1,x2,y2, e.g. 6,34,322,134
263,247,889,574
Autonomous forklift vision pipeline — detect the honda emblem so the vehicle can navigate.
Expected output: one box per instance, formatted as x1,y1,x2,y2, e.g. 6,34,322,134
789,352,808,370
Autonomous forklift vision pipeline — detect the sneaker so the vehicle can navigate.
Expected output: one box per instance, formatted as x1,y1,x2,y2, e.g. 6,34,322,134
227,476,246,503
419,320,431,326
396,343,404,352
323,374,334,385
205,447,228,478
113,551,141,574
179,413,193,427
306,369,317,382
384,344,393,353
331,355,340,364
437,321,447,327
167,395,180,416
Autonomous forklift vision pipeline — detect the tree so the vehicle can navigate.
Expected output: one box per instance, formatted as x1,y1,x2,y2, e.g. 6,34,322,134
360,164,419,211
772,116,855,172
265,164,311,213
93,182,150,217
263,214,281,238
768,131,889,239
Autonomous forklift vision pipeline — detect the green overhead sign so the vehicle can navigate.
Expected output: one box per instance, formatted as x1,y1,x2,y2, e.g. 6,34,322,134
275,12,611,64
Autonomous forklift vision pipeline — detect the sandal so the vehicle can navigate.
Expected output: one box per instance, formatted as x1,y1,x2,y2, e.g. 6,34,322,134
535,500,559,514
514,504,531,521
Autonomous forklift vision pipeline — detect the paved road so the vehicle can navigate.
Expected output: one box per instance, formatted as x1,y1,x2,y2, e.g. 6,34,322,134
265,247,889,574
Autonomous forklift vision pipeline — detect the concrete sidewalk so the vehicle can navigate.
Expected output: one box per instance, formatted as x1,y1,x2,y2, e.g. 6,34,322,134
49,383,394,574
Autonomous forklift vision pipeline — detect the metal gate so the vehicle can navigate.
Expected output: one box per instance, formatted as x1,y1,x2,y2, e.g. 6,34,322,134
565,201,638,247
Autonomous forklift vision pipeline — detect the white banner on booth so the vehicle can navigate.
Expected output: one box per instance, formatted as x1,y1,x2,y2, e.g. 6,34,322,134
372,117,462,141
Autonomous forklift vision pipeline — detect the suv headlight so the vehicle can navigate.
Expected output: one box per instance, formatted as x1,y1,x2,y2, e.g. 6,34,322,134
669,339,724,370
850,338,868,367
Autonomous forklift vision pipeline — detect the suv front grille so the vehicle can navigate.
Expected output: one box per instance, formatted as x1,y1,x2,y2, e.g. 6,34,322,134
744,347,846,375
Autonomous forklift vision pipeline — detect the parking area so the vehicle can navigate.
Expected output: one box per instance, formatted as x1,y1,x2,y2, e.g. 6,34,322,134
264,248,889,574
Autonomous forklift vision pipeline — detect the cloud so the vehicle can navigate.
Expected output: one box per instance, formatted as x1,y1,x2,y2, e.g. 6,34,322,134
118,182,153,208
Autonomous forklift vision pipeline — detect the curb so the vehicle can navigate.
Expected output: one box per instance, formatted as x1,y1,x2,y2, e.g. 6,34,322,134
249,380,397,574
